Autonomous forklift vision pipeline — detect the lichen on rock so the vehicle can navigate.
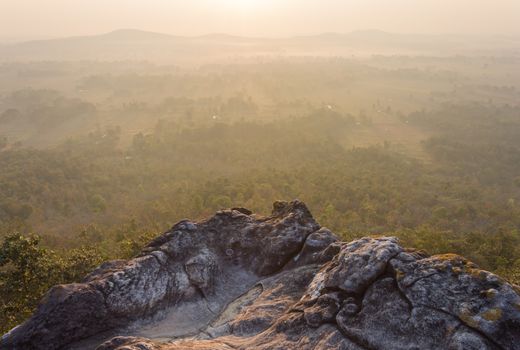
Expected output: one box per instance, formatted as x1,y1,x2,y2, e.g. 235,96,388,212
1,200,519,350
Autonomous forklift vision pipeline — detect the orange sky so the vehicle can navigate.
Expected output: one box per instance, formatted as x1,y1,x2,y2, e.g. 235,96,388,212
0,0,519,40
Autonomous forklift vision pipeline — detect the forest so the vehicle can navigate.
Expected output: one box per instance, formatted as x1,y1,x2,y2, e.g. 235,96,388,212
1,55,520,333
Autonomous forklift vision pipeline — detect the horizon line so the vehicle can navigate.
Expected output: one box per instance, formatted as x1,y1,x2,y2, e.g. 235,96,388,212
2,28,519,45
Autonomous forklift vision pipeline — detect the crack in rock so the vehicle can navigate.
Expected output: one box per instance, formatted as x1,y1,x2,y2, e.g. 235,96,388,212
1,201,519,350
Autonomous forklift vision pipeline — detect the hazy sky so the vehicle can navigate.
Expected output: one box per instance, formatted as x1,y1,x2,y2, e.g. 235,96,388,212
1,0,519,40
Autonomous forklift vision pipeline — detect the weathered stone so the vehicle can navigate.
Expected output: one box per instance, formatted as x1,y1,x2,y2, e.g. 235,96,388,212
390,252,520,349
323,236,402,294
1,201,519,350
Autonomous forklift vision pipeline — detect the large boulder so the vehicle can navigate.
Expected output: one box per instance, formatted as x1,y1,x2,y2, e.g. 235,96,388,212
2,200,519,350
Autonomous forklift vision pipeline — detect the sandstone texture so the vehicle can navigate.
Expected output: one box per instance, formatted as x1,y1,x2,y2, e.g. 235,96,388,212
2,200,519,350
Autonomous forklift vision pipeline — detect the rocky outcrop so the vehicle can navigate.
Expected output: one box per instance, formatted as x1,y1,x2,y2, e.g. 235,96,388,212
1,200,519,350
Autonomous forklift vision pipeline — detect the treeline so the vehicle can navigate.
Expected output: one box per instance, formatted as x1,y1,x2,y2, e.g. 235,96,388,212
1,104,520,332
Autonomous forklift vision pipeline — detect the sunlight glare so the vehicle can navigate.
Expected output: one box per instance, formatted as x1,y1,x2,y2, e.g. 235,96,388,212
225,0,264,13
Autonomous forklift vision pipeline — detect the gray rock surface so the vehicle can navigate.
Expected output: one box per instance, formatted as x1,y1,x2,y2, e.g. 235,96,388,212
1,200,519,350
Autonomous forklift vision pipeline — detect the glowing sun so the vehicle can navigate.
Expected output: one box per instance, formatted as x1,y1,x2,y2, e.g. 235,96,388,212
225,0,264,12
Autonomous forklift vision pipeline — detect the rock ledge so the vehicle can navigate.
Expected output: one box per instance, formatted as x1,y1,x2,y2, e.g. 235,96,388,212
2,201,519,350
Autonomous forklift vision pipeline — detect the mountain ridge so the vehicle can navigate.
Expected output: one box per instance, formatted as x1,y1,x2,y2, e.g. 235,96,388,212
8,28,520,45
1,29,518,63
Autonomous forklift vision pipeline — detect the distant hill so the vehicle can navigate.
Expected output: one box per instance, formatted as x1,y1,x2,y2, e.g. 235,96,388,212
0,29,519,63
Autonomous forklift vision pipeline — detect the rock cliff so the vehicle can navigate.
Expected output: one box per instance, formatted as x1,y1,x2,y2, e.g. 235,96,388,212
2,200,519,350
